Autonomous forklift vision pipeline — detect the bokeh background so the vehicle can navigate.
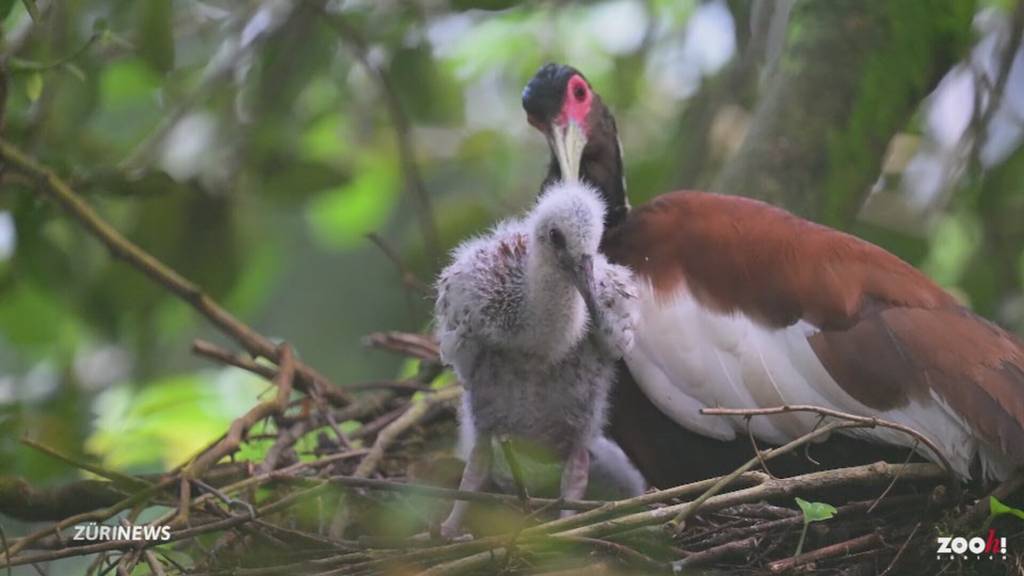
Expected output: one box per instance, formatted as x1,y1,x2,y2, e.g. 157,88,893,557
0,0,1022,545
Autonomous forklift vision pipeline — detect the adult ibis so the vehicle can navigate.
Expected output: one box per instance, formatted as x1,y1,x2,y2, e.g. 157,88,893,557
521,63,1024,484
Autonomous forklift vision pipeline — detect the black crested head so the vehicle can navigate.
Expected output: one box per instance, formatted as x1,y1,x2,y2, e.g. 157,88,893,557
523,62,628,230
522,63,582,125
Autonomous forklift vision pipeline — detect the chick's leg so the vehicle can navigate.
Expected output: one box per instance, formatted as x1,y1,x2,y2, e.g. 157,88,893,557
440,437,492,539
559,443,590,519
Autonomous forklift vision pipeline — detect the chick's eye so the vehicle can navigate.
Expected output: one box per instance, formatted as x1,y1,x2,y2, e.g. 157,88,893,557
549,228,566,249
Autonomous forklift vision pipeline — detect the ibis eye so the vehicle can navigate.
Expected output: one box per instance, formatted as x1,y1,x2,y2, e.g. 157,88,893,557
549,228,566,249
573,84,586,102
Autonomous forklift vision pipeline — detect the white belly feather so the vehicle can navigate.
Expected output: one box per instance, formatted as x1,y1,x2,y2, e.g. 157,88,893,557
625,282,986,479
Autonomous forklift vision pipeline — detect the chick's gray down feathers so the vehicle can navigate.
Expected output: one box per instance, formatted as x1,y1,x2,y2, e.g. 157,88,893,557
434,181,644,506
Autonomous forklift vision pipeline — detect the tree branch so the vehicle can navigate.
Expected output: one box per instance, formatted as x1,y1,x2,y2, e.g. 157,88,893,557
180,344,297,521
329,385,461,537
767,531,882,573
0,138,352,405
416,462,943,576
363,331,440,362
700,404,955,480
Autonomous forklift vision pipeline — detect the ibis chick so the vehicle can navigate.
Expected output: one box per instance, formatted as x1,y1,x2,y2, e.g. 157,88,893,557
435,180,643,538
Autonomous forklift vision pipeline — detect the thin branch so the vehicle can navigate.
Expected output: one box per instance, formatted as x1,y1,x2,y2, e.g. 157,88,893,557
679,495,929,571
278,473,603,511
363,331,440,362
767,531,882,573
701,404,955,479
2,477,177,561
968,1,1024,174
19,438,151,492
309,385,353,451
8,32,101,74
354,386,460,479
499,436,533,513
2,483,332,569
179,344,297,522
867,442,918,514
142,550,165,576
256,419,312,475
328,385,461,537
0,139,352,405
368,474,771,575
347,380,435,393
551,535,669,573
574,463,941,541
414,459,943,575
668,421,857,533
366,232,433,297
671,535,759,571
878,522,920,576
0,525,11,576
745,415,776,479
192,338,277,379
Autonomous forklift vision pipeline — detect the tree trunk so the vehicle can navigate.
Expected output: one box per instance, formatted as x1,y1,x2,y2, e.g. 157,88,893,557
714,0,976,224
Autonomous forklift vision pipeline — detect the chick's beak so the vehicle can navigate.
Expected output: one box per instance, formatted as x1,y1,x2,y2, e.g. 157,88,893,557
551,119,587,184
570,253,598,318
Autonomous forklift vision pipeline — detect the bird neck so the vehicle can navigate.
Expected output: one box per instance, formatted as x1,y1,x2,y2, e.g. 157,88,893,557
523,249,587,358
544,135,628,229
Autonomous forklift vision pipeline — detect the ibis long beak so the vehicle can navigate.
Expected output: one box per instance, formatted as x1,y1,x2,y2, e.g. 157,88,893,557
570,253,599,319
550,119,587,184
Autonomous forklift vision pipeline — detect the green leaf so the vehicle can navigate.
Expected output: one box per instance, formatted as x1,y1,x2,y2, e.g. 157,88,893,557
24,72,42,101
989,496,1024,521
99,58,161,106
301,113,350,163
339,420,362,435
795,497,837,523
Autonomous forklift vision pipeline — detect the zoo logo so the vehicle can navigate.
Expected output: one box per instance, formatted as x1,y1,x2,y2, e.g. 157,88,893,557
936,496,1023,561
936,529,1006,560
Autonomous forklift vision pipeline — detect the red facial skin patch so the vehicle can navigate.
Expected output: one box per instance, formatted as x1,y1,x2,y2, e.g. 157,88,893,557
556,74,592,135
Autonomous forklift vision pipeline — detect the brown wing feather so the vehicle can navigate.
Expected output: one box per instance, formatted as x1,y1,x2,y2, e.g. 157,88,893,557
605,190,1024,464
811,307,1024,463
604,191,956,327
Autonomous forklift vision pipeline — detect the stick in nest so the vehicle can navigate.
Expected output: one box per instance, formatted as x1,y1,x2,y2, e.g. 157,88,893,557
364,331,440,361
700,404,956,481
415,460,944,574
767,531,882,573
328,386,462,537
178,344,296,523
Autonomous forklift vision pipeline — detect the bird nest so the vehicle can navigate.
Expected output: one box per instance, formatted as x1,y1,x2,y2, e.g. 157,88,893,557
4,330,1023,576
2,141,1023,576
